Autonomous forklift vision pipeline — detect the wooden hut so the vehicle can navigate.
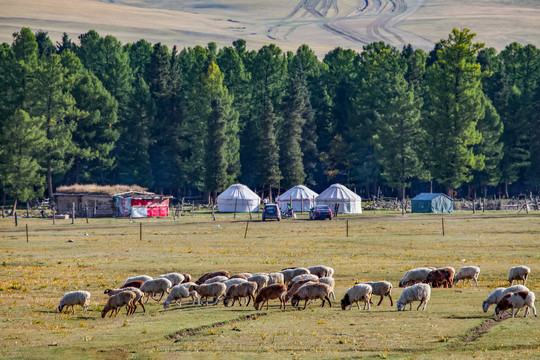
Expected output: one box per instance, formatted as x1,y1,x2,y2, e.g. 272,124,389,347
54,184,171,218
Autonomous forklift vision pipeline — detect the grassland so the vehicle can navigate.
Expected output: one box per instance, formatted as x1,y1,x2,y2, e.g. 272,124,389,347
0,0,539,57
0,210,539,359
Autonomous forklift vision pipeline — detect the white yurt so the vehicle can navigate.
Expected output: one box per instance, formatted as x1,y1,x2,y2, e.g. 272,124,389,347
316,183,362,214
276,185,318,213
217,184,261,213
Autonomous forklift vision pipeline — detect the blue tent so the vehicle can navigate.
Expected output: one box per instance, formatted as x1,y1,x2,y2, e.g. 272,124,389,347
411,193,453,213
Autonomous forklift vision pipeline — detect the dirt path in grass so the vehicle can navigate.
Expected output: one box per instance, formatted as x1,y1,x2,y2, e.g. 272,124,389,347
267,0,433,48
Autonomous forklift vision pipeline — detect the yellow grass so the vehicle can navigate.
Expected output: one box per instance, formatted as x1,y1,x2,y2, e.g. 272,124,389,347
0,0,538,57
0,211,539,359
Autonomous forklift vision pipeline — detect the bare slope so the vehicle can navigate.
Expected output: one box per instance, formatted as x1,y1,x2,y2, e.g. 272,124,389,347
1,0,539,55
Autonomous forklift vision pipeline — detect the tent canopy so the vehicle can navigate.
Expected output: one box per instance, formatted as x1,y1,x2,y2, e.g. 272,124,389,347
411,193,453,213
316,183,362,214
276,185,318,212
217,184,260,213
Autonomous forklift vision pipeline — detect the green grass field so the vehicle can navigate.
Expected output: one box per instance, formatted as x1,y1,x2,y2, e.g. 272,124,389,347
0,211,539,359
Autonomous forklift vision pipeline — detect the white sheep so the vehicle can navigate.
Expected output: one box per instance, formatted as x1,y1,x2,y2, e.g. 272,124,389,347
398,267,434,287
204,276,229,284
341,284,372,310
189,283,227,305
239,272,253,278
396,283,431,311
163,285,197,309
159,273,185,287
140,278,172,303
267,272,285,285
307,265,334,278
289,274,319,286
123,275,152,286
58,291,91,314
453,266,481,287
247,274,270,293
177,282,201,305
318,277,336,301
482,285,529,313
104,287,145,314
508,266,531,286
223,278,248,290
223,281,258,307
280,267,310,283
359,281,393,306
495,291,537,319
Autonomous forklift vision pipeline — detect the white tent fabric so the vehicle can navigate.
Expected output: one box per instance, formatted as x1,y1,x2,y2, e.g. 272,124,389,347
316,183,362,214
276,185,318,212
217,184,261,213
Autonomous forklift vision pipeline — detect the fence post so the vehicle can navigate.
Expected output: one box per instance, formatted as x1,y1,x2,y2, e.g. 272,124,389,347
441,218,445,236
72,203,75,224
244,221,249,239
140,222,142,242
52,205,55,225
26,224,29,242
234,199,238,219
86,203,89,224
346,220,349,237
15,212,18,227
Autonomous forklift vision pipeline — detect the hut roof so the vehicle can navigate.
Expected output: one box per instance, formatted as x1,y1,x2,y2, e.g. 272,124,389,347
55,184,151,196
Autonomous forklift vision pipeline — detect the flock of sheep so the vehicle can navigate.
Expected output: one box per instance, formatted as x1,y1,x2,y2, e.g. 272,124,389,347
57,264,536,320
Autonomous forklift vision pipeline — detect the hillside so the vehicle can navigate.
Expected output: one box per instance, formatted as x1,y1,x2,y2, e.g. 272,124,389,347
1,0,539,55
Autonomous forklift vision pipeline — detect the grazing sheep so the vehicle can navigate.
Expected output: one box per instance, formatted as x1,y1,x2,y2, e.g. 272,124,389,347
204,276,229,284
280,267,310,283
121,280,144,289
223,281,258,307
495,291,537,319
286,279,319,303
163,285,198,309
177,282,201,305
229,274,248,280
140,278,172,303
396,283,431,311
223,278,248,289
101,291,136,318
195,270,230,285
291,283,332,310
358,281,393,306
289,274,319,287
123,275,152,286
58,291,91,314
318,277,336,301
341,284,372,310
424,269,453,288
508,266,531,286
254,284,287,310
189,283,227,305
399,267,434,287
482,285,529,313
104,287,145,314
159,273,185,287
181,273,192,283
453,266,481,287
239,272,253,278
267,272,285,285
247,274,270,294
307,265,334,278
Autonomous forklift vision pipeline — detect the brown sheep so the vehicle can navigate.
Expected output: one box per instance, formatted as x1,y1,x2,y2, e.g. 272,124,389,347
285,279,319,302
254,284,287,310
181,273,192,283
195,270,230,285
120,280,144,289
424,269,453,288
104,288,146,314
230,274,248,280
101,291,136,318
291,283,332,310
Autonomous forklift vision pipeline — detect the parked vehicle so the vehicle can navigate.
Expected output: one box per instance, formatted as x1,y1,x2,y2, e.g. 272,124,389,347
309,205,332,220
262,204,281,221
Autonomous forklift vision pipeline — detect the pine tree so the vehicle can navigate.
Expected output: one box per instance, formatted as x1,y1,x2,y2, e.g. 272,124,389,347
257,99,282,197
423,28,486,194
0,110,46,211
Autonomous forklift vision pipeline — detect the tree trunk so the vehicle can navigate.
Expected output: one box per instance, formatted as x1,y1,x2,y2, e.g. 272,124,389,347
47,156,53,199
401,186,405,216
446,186,454,198
504,180,509,198
429,180,433,193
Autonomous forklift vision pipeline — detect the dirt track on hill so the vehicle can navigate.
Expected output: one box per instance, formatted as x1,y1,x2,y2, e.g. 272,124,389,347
267,0,433,48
